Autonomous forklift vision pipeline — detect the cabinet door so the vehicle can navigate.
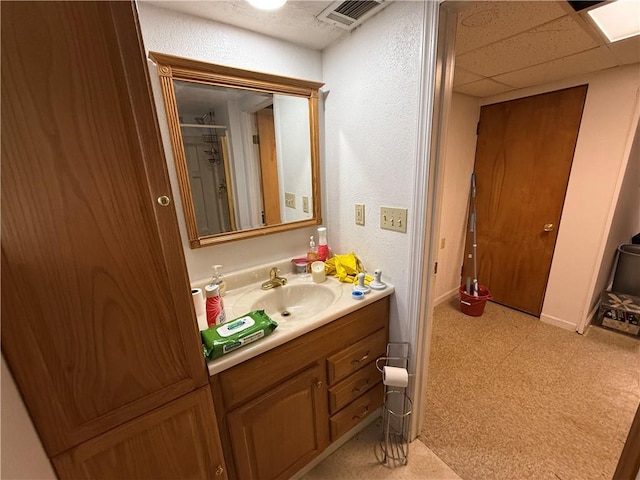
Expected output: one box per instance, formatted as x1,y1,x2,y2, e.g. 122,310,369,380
227,364,329,480
1,1,206,456
53,387,227,480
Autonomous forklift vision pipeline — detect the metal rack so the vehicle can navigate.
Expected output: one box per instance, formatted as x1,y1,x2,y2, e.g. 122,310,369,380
376,342,412,467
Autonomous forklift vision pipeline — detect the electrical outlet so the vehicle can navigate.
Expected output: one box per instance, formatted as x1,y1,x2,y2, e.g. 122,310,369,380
355,203,365,226
380,207,408,233
440,238,446,249
302,196,309,213
284,192,295,209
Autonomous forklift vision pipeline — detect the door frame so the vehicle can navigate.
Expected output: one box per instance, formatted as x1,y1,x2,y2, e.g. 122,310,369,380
410,0,459,440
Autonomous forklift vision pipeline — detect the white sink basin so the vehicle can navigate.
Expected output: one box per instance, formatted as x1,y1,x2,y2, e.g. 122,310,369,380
233,281,342,320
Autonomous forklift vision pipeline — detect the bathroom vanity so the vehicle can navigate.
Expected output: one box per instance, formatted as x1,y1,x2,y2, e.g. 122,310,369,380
208,287,390,480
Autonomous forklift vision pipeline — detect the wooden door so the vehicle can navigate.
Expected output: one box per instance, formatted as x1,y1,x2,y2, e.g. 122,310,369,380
1,1,207,456
227,364,329,480
464,86,587,315
256,108,282,225
53,387,227,480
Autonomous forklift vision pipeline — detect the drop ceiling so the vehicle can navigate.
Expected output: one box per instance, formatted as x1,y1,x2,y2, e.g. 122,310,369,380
142,0,640,98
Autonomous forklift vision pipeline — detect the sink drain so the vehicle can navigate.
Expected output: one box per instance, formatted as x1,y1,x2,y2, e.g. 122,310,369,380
281,310,291,317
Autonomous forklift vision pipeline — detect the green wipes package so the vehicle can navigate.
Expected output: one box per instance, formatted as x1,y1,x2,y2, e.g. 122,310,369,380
201,310,278,360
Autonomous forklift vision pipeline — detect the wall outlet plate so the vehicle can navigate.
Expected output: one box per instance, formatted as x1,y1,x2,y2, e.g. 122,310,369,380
380,207,407,233
285,192,295,209
302,196,309,213
355,203,365,226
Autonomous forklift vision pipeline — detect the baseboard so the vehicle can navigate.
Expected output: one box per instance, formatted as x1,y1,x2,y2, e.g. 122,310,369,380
578,303,600,334
290,408,381,480
434,287,459,306
540,313,577,332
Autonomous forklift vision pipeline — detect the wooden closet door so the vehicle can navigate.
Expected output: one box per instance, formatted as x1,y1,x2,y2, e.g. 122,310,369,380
1,1,207,456
463,86,587,315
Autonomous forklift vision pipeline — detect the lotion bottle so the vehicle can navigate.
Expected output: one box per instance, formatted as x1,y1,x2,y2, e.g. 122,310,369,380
317,227,329,261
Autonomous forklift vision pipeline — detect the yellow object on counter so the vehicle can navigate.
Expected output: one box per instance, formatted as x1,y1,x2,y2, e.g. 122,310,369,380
324,253,373,284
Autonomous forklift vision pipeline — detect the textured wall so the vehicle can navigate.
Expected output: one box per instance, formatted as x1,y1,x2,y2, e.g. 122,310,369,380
322,1,424,344
137,3,323,281
434,93,481,303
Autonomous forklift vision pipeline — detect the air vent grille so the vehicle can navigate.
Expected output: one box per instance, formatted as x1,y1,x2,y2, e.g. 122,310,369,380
317,0,389,31
335,1,380,20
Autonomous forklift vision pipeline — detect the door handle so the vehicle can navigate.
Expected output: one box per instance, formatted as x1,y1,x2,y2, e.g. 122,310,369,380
544,223,554,232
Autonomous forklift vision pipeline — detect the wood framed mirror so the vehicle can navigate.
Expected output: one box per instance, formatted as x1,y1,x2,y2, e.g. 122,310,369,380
150,52,324,248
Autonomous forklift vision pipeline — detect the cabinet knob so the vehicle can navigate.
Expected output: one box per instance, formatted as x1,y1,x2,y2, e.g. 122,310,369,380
315,381,323,388
215,465,224,476
544,223,554,232
157,195,172,206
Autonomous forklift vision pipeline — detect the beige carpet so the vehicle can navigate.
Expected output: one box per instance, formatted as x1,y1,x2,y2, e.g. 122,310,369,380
420,298,640,480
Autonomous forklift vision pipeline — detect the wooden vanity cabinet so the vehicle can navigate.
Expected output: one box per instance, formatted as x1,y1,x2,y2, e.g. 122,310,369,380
52,387,227,480
2,2,226,478
210,297,389,480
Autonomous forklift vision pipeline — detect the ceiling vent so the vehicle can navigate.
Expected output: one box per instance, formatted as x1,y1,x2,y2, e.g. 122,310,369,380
317,1,390,31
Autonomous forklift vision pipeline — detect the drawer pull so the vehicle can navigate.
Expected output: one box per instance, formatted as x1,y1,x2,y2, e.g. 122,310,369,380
351,350,370,365
352,406,370,420
352,380,370,394
215,465,224,476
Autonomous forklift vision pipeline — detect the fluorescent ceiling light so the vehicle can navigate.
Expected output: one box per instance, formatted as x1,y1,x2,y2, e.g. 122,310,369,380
587,0,640,42
246,0,287,10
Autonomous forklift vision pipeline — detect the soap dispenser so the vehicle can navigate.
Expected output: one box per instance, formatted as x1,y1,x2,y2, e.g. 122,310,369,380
307,236,318,262
210,265,227,296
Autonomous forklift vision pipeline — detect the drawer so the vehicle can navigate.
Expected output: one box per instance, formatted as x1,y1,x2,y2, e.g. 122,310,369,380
328,361,380,415
326,328,387,386
329,383,383,441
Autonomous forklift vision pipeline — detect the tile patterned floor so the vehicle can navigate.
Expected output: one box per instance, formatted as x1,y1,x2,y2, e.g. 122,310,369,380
419,298,640,480
303,418,461,480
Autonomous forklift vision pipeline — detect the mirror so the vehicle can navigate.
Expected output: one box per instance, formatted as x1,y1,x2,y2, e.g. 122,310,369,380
150,52,324,248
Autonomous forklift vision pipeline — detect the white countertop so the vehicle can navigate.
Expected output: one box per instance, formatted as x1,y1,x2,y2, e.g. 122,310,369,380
198,274,394,376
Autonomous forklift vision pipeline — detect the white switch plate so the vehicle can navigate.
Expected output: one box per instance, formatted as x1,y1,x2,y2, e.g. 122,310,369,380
355,203,365,226
285,192,295,209
380,207,407,233
302,196,309,213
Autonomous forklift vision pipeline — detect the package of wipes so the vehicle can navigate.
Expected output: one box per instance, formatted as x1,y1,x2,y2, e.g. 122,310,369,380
201,310,278,360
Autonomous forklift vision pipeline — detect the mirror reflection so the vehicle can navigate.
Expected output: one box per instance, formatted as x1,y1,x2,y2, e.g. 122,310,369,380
150,52,323,248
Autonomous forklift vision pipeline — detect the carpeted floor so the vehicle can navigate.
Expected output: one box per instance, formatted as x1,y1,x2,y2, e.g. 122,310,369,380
420,298,640,480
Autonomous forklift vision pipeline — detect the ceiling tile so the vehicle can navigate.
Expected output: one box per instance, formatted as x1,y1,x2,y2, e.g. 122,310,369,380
454,78,516,98
456,15,600,77
607,36,640,65
453,66,485,87
492,46,618,88
455,1,568,55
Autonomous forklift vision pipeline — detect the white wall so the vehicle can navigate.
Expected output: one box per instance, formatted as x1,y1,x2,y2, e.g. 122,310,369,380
1,356,56,480
587,119,640,320
137,3,323,281
479,64,640,330
322,1,425,345
434,93,480,304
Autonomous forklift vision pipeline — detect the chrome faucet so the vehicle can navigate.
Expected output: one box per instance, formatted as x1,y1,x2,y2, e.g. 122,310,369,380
261,267,288,290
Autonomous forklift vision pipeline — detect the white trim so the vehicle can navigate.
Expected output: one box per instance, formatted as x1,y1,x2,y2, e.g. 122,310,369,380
410,1,453,442
434,286,459,306
289,409,381,479
540,313,577,332
577,91,640,334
